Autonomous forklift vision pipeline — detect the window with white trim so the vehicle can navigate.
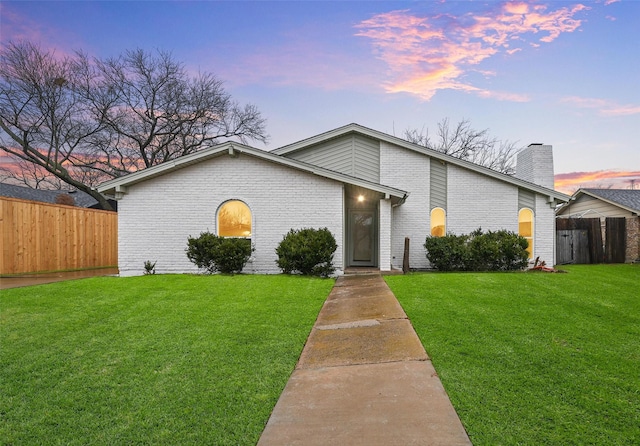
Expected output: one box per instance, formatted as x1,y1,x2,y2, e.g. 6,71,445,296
217,200,252,237
518,208,534,259
430,207,446,237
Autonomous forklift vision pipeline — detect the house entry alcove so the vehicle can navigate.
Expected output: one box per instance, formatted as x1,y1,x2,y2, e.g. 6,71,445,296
345,186,379,267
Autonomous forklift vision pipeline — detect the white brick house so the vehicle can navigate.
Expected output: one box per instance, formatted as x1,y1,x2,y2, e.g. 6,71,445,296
98,123,570,276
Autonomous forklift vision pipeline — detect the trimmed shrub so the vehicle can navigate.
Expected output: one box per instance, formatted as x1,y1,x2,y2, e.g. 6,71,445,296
468,229,530,271
186,232,252,274
425,228,529,272
276,227,337,277
423,233,471,271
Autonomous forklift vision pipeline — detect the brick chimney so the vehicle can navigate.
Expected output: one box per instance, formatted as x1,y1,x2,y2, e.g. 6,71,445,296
515,144,555,189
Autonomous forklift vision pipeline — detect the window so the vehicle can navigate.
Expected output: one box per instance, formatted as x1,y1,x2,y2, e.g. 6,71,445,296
518,208,534,259
217,200,252,237
430,208,446,237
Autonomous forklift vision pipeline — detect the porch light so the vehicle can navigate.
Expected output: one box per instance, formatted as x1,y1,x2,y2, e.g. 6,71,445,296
357,195,365,202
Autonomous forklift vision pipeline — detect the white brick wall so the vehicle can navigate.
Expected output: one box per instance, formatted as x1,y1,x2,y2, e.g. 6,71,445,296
379,143,556,269
117,154,344,276
116,139,559,275
447,164,519,234
379,198,392,271
516,145,555,189
380,142,431,270
534,195,557,265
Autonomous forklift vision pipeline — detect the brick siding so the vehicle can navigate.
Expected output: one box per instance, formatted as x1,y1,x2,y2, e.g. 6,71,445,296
626,216,640,262
117,154,344,276
380,142,557,269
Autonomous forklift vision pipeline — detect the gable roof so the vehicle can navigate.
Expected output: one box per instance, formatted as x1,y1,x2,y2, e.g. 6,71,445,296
273,123,570,203
566,188,640,214
97,141,408,204
0,183,100,208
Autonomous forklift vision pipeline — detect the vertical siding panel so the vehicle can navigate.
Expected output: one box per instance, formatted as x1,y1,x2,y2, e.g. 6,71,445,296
286,134,381,183
518,188,536,211
430,158,447,210
353,135,380,183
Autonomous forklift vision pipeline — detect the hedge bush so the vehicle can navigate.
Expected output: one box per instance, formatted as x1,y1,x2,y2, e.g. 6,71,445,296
186,232,253,274
276,227,337,277
424,228,529,272
422,233,471,271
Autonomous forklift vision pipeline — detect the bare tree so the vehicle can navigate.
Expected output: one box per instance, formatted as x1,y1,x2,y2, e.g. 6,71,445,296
404,118,520,175
77,48,268,176
0,155,67,189
0,42,269,209
0,42,113,208
0,150,106,190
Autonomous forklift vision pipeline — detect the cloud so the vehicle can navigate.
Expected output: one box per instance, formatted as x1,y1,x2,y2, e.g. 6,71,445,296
0,4,46,44
355,2,589,101
221,41,380,91
0,4,79,57
555,170,640,193
561,96,640,116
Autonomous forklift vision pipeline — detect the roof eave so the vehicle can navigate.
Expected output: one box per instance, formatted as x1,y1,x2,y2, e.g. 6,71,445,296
576,189,640,214
273,123,570,202
97,140,408,201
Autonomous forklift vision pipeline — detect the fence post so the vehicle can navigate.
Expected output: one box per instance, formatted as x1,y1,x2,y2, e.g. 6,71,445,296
402,237,410,274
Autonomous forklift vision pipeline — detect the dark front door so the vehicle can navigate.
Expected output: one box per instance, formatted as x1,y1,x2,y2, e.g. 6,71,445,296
348,209,377,267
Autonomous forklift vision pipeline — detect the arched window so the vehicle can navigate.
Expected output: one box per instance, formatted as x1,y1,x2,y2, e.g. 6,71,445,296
217,200,252,237
518,208,534,259
430,208,446,237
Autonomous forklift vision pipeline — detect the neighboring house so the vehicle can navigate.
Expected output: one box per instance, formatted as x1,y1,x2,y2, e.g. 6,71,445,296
556,188,640,262
97,123,570,276
0,183,116,210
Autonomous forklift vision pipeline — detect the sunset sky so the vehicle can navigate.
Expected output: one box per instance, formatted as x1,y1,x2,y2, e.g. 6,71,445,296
1,0,638,193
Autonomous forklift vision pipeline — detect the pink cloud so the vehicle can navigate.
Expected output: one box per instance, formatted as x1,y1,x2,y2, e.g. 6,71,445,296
0,4,78,57
355,3,590,101
561,96,640,116
0,4,45,43
218,40,381,92
555,170,640,194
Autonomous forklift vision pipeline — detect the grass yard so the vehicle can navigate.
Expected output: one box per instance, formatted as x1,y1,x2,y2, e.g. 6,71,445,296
386,264,640,445
1,274,332,445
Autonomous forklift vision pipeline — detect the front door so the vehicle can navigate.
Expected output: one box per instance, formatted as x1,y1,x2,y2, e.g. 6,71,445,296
347,209,377,267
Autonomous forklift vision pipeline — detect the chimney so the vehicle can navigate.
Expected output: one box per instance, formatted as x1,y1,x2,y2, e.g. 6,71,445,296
515,143,555,189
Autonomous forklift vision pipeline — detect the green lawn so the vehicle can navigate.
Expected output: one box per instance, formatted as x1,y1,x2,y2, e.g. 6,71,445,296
386,264,640,445
1,274,332,445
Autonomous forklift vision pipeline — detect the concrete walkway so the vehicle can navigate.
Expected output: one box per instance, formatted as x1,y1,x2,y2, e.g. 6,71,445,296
258,274,472,445
0,268,118,290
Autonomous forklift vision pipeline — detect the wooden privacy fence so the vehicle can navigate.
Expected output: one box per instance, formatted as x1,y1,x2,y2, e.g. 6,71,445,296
1,197,117,275
556,217,626,264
